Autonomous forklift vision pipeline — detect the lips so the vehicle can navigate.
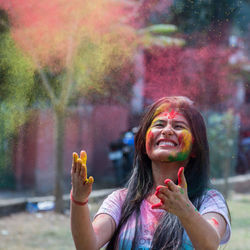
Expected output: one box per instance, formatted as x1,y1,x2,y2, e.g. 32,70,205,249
157,139,177,147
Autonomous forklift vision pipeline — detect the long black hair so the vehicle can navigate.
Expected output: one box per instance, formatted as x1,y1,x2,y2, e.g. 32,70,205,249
107,96,210,249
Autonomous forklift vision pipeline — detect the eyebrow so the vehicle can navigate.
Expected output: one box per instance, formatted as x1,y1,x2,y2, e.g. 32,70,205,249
152,119,189,127
174,120,189,127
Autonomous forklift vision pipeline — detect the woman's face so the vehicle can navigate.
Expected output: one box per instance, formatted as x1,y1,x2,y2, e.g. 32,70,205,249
145,109,194,163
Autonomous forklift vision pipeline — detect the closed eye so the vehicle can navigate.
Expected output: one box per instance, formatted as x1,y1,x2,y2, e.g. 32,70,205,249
175,125,184,129
153,123,164,128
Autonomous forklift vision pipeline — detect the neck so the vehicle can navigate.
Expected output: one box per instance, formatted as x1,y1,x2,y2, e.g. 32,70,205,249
151,160,187,190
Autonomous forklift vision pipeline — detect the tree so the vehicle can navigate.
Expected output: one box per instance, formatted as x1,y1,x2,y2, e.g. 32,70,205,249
0,0,138,212
0,0,183,212
162,0,245,44
0,9,34,189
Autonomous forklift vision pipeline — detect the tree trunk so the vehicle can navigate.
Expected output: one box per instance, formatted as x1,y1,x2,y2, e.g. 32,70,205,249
54,109,65,213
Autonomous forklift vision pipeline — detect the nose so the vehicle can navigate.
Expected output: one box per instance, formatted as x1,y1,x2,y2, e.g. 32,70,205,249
162,124,174,136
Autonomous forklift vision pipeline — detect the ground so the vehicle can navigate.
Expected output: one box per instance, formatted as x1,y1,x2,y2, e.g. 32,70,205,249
0,193,249,250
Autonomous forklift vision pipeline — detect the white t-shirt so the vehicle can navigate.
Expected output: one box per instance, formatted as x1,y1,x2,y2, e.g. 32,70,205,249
95,188,231,249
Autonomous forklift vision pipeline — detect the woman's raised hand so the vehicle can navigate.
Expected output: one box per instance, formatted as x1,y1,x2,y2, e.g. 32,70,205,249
71,150,94,203
152,167,196,219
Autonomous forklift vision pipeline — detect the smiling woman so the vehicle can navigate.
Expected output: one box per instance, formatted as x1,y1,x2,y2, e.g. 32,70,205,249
70,96,231,250
145,108,193,163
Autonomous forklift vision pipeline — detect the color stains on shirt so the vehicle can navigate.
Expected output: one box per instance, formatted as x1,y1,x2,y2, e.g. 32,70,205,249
211,217,219,226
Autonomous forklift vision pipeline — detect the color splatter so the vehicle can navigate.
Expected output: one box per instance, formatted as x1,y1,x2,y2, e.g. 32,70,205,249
151,201,163,209
168,130,193,162
145,129,154,153
179,187,184,194
211,217,219,226
177,167,184,185
73,151,94,184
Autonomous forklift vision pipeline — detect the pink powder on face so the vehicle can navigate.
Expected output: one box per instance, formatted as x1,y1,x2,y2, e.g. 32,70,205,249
154,110,183,120
167,110,178,119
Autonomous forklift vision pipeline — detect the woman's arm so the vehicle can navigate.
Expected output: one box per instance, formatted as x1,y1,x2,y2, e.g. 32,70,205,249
178,208,226,250
70,151,115,250
71,201,97,249
71,204,116,249
152,167,227,250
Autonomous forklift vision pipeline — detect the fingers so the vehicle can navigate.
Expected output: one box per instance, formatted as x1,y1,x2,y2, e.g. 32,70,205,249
72,152,78,173
80,151,88,180
71,150,94,185
151,201,163,209
178,167,187,190
77,158,83,175
88,176,94,184
80,150,87,165
177,167,184,185
164,179,178,192
155,185,171,198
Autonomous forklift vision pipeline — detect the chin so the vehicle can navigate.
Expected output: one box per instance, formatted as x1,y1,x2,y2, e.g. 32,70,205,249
150,153,174,162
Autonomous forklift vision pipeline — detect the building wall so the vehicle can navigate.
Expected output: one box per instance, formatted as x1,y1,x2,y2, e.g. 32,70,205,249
14,105,129,194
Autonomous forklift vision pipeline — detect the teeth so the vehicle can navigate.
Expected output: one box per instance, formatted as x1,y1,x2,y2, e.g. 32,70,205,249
158,141,175,146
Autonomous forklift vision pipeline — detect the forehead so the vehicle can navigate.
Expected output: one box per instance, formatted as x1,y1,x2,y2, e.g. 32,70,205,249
152,109,189,124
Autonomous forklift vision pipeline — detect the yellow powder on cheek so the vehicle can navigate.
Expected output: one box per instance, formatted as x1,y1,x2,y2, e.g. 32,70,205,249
180,130,193,153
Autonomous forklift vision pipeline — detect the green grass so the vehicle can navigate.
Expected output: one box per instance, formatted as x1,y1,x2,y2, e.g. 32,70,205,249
224,194,250,249
0,194,249,249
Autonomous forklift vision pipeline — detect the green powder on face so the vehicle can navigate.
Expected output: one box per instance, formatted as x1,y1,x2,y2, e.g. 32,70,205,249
168,151,189,162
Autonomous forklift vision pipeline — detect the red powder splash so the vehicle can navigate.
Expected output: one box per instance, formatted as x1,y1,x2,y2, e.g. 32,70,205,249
0,0,136,70
144,44,234,107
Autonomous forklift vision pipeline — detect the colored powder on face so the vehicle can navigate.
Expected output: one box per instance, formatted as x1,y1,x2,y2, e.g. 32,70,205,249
154,103,171,117
167,130,193,162
178,130,193,153
168,151,189,162
146,108,192,162
145,129,154,153
167,110,178,119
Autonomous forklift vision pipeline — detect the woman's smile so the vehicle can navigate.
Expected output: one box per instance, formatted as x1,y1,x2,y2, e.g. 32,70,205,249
157,139,177,147
146,110,193,162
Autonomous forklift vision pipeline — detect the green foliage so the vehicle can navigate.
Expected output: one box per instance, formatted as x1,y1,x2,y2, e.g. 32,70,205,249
233,1,250,34
168,0,242,33
203,110,239,178
0,30,34,188
0,32,34,133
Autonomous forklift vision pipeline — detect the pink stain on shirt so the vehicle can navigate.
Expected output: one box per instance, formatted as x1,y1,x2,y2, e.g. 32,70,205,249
211,217,219,226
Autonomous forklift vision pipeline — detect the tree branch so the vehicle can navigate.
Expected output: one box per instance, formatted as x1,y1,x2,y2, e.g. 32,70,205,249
36,60,59,108
59,19,79,107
